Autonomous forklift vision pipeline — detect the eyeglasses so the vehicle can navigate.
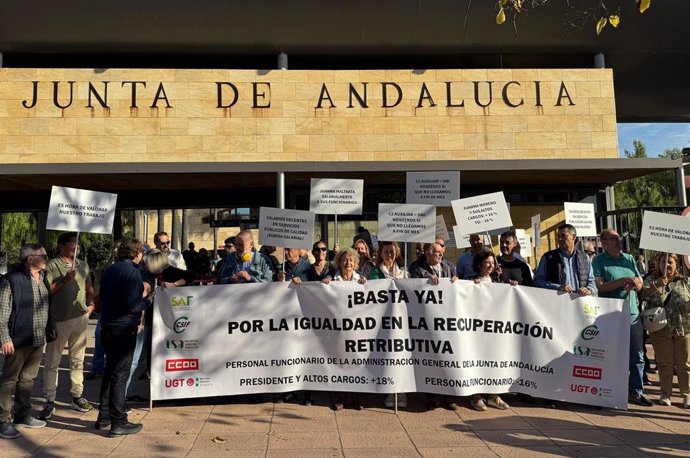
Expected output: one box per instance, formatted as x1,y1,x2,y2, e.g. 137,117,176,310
585,250,596,255
159,241,171,245
314,247,328,252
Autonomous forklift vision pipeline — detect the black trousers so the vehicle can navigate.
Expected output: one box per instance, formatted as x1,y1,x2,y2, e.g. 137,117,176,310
98,326,137,425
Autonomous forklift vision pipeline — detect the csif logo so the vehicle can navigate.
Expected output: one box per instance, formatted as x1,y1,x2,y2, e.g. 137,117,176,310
171,296,193,308
165,358,199,372
173,316,191,334
572,365,602,380
580,325,600,341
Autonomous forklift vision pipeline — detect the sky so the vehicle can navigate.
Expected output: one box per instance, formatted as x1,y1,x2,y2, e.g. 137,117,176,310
617,123,690,158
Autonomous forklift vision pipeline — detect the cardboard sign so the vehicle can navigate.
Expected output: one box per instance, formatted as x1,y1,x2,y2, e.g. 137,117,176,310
451,192,513,235
452,225,471,249
531,214,541,248
515,229,532,258
564,202,597,237
378,203,436,243
435,215,450,241
46,186,118,234
406,171,460,207
258,207,315,250
640,210,690,256
309,178,363,215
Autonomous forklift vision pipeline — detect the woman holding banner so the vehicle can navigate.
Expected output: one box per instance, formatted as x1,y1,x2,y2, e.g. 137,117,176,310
308,241,336,282
323,248,366,410
369,241,407,281
352,239,375,279
470,251,510,411
640,253,689,407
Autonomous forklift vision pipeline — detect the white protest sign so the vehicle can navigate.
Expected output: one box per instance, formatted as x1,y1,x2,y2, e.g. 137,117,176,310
309,178,363,215
46,186,118,234
531,214,541,248
406,171,460,206
564,202,597,237
452,225,471,249
435,215,450,241
258,207,315,250
451,192,512,235
488,203,511,236
378,203,436,243
515,229,532,258
640,211,690,256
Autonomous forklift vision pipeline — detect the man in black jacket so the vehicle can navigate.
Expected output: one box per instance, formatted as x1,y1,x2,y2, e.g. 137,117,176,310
0,244,53,440
96,238,146,437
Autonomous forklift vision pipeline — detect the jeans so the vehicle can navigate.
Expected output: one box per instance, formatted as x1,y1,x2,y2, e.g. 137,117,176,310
125,326,150,397
98,326,137,426
629,315,645,398
0,346,43,423
92,319,105,374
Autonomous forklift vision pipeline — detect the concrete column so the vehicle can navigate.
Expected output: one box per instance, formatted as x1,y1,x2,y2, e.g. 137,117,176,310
157,209,165,233
594,53,605,68
0,52,3,68
172,209,181,250
676,166,687,206
181,209,189,249
605,186,616,230
278,52,288,70
277,172,285,209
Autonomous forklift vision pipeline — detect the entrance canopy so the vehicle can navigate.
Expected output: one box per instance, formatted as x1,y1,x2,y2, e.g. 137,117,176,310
0,158,680,211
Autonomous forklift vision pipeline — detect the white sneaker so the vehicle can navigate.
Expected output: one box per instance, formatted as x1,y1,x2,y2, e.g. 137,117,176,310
658,396,671,406
470,395,487,412
486,395,509,410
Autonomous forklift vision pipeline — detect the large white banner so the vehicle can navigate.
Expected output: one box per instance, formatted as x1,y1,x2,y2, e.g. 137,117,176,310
640,210,690,256
258,207,315,249
309,178,364,215
152,280,630,409
46,186,118,234
406,171,460,206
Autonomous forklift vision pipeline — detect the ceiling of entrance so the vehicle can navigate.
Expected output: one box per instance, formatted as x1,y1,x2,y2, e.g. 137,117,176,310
1,1,689,121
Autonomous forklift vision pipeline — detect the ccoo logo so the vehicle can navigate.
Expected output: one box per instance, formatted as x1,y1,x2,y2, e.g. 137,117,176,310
572,365,602,380
165,358,199,372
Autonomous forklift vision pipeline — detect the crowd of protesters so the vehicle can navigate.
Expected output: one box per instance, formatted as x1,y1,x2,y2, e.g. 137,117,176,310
1,224,689,440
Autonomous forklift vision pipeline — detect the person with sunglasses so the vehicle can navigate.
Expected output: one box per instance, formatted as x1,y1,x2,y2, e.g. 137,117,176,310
308,241,335,282
0,244,55,440
153,231,186,270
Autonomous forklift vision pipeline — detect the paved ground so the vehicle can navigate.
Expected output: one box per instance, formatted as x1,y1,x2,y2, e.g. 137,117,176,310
2,320,690,457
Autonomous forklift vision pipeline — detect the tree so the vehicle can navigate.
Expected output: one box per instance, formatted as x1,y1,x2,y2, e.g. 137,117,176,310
614,140,677,209
1,213,38,269
495,0,653,35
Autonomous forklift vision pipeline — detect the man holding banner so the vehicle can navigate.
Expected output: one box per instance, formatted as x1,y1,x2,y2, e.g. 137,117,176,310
40,232,96,420
592,228,651,407
218,231,273,284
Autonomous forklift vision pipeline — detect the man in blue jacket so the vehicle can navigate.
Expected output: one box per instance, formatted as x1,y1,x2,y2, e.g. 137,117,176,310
218,231,273,284
96,238,147,436
0,244,54,440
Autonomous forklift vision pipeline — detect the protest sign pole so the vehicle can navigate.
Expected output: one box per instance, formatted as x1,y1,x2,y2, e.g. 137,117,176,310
334,214,339,250
73,231,80,268
484,230,493,255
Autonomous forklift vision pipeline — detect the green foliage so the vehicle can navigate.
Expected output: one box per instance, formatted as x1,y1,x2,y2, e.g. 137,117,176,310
614,140,677,209
1,213,38,268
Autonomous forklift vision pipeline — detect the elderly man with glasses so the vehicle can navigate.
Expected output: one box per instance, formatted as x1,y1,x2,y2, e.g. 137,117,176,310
592,228,650,407
0,244,55,439
153,231,186,270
